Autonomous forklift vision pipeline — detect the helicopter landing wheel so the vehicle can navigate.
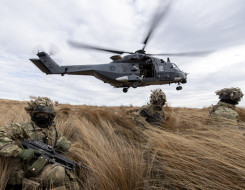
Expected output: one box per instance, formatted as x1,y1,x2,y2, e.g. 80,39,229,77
123,88,128,93
132,82,138,88
176,86,182,91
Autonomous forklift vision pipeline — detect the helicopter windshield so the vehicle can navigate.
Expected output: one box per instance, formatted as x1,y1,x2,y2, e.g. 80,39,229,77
172,63,180,70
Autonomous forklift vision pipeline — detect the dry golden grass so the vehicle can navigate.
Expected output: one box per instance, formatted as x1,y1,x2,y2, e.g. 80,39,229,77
237,107,245,122
1,98,245,190
0,157,11,190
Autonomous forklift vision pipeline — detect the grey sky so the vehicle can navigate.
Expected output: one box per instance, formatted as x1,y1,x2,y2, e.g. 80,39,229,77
0,0,245,108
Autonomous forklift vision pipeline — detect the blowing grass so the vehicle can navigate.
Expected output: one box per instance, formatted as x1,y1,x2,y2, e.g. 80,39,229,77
144,127,245,189
0,157,11,190
0,99,245,190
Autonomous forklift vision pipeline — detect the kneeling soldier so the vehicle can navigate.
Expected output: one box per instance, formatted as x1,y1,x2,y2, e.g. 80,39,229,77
135,89,166,126
209,87,244,128
0,97,79,190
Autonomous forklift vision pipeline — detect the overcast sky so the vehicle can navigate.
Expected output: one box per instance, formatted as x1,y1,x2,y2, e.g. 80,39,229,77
0,0,245,108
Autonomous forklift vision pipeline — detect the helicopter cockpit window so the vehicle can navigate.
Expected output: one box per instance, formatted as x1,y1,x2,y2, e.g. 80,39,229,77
160,59,165,63
172,63,180,70
158,65,164,72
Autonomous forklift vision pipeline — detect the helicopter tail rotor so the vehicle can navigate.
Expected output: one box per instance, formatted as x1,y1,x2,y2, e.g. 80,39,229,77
32,43,61,56
49,43,61,56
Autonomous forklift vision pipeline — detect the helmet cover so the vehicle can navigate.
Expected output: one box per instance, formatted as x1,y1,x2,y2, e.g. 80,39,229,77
215,87,243,104
150,89,166,106
25,97,56,117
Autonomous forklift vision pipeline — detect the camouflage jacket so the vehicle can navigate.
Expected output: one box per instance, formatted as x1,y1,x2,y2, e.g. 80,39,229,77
0,121,71,157
209,101,239,129
135,104,165,126
210,101,238,120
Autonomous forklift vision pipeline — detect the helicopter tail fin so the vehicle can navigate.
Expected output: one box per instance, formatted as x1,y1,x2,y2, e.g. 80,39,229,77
29,58,52,74
30,52,61,74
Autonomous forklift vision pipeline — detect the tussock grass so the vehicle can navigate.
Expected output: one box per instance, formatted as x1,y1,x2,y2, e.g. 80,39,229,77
1,99,245,190
237,107,245,122
0,157,11,190
144,127,245,189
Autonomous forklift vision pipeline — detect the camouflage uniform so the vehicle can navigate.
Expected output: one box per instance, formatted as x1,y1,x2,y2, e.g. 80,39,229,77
210,101,238,120
210,87,244,128
0,97,79,190
135,89,166,126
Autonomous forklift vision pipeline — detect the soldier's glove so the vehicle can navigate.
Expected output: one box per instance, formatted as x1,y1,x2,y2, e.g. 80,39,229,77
18,149,35,161
56,140,70,151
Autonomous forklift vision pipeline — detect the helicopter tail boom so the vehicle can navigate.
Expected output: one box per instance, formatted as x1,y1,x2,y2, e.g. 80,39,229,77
30,52,62,74
30,51,99,76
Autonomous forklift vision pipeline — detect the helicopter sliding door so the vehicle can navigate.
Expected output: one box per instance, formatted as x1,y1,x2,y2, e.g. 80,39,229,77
140,64,155,78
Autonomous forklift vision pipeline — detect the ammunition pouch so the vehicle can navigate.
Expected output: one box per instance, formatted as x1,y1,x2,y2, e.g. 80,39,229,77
25,156,48,177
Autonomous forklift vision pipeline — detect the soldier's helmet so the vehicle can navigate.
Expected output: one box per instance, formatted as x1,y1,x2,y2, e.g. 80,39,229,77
215,87,244,105
25,97,56,117
150,89,166,106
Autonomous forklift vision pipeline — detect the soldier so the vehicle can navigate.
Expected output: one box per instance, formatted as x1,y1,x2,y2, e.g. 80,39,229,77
209,87,244,128
0,97,79,190
135,89,166,126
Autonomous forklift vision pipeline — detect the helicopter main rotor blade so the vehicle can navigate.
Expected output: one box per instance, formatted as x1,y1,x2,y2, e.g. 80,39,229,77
142,1,172,51
68,41,134,55
147,50,214,57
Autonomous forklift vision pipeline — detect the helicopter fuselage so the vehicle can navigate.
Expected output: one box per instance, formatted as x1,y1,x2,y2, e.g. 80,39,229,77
30,52,187,92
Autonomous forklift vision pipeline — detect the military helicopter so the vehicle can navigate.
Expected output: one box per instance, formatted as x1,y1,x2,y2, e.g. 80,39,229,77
30,2,210,93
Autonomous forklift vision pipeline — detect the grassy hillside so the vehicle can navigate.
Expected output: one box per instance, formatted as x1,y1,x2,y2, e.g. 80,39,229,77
1,99,245,190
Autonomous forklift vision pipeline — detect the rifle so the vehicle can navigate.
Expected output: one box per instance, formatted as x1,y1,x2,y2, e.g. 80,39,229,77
21,139,87,171
140,108,162,123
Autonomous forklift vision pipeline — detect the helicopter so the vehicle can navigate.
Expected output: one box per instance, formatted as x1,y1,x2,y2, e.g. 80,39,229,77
30,2,210,93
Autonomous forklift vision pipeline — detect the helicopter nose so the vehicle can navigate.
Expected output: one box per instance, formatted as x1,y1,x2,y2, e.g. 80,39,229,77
181,72,187,83
184,72,188,78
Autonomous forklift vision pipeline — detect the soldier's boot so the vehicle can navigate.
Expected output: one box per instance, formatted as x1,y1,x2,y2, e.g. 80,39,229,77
22,178,40,190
